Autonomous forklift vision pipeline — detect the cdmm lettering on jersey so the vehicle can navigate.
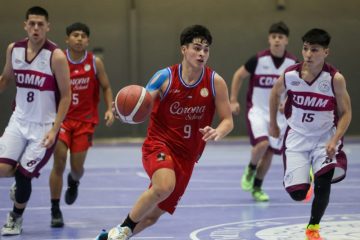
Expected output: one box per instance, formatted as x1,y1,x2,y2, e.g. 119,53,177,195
15,73,45,87
259,76,277,86
292,94,329,107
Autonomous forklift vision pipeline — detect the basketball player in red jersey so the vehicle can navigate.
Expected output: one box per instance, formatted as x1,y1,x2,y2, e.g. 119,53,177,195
49,22,114,227
270,28,351,240
0,6,71,236
95,25,233,240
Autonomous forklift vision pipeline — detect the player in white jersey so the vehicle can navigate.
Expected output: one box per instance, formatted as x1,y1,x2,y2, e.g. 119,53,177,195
230,22,297,201
270,28,352,240
0,6,71,236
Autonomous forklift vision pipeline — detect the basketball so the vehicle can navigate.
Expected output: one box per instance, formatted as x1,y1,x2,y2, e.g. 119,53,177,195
114,85,153,124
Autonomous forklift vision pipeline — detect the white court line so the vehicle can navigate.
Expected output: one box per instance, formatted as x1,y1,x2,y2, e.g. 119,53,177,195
0,186,145,191
136,171,148,178
191,178,360,183
1,183,360,191
1,201,359,212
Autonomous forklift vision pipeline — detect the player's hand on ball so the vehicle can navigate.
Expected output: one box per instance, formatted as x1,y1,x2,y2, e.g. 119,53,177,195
112,102,122,121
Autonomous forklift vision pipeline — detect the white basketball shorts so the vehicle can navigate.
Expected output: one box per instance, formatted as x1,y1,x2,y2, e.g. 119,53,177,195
0,115,56,178
247,107,287,152
283,127,347,191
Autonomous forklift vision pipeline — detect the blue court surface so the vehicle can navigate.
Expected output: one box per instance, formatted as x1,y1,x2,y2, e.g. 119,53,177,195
1,139,359,240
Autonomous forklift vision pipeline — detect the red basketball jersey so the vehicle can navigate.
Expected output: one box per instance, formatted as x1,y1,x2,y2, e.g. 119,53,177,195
65,50,100,124
144,64,216,161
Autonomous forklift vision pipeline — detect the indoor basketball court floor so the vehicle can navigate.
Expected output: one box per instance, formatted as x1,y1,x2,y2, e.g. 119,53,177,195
1,139,359,240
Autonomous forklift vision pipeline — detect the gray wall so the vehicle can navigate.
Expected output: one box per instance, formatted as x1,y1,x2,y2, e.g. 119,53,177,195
1,0,359,139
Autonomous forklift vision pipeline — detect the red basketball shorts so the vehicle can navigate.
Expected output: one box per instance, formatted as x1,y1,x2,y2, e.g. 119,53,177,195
142,142,195,214
58,118,95,153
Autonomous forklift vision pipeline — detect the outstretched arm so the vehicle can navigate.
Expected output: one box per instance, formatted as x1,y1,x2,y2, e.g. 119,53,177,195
200,73,233,141
96,57,114,127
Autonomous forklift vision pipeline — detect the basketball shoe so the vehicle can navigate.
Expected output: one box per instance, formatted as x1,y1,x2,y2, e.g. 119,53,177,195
305,224,323,240
94,230,109,240
241,166,255,191
51,207,64,228
252,187,270,202
65,173,79,205
1,212,23,236
95,226,132,240
111,225,132,240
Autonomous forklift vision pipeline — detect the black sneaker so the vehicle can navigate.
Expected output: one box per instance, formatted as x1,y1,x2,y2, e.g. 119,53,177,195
65,173,79,205
51,208,64,228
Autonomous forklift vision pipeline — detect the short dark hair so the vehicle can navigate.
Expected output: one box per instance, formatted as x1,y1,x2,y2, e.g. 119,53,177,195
269,21,289,36
180,25,212,46
302,28,331,48
66,22,90,37
26,6,48,21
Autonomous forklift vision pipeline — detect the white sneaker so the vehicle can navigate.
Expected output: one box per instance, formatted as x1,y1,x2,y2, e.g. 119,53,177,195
9,182,16,202
108,225,132,240
1,212,23,236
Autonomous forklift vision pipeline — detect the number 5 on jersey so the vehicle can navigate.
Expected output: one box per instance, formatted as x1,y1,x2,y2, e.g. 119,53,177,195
72,93,79,105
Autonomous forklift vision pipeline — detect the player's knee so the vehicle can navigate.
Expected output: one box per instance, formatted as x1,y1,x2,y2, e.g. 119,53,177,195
52,160,66,175
70,166,84,178
53,155,67,172
314,169,334,196
315,169,334,187
152,184,175,201
54,144,68,163
0,163,15,177
289,189,307,201
255,140,270,151
14,170,32,204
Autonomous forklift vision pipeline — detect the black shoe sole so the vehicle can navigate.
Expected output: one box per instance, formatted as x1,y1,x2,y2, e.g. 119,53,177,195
51,208,64,228
51,221,64,228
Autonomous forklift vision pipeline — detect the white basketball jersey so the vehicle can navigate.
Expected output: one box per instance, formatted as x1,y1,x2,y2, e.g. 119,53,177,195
248,50,297,114
284,63,338,136
11,39,59,123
